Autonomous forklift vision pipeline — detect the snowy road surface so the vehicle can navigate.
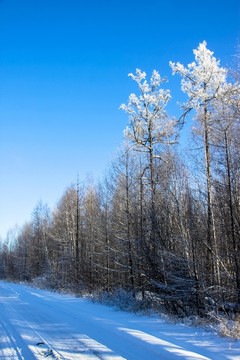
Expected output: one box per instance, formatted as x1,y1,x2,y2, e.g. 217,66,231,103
0,281,239,359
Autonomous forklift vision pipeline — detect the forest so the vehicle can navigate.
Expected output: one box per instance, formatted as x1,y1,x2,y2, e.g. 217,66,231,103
1,41,240,319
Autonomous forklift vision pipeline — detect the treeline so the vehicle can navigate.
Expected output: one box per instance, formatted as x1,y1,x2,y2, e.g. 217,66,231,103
1,42,240,317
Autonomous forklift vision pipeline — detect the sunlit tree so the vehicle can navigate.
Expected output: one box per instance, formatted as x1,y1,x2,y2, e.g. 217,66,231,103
120,69,177,256
170,41,230,286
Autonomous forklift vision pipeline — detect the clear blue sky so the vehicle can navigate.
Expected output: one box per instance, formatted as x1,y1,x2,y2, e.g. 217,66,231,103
0,0,239,239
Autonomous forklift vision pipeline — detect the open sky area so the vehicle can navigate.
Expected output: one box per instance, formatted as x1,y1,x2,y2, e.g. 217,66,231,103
0,0,239,240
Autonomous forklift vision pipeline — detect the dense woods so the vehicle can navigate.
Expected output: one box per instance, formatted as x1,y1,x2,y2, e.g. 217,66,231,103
1,42,240,317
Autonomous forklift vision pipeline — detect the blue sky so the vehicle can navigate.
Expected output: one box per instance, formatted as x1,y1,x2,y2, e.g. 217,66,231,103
0,0,239,239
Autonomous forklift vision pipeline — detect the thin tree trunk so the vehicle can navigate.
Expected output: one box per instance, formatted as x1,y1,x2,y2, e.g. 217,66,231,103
125,152,134,291
75,179,80,282
203,101,219,286
224,132,240,302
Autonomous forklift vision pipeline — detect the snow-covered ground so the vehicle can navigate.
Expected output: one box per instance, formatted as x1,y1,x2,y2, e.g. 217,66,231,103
0,281,239,359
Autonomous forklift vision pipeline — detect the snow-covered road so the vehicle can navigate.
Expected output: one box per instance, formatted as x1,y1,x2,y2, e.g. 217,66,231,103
0,281,239,359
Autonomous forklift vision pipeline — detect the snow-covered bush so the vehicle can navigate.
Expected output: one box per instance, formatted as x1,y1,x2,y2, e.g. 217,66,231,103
218,316,240,339
92,288,154,313
208,313,240,339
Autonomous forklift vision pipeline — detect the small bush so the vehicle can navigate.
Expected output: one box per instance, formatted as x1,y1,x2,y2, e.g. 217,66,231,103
185,312,240,339
218,315,240,339
92,288,154,314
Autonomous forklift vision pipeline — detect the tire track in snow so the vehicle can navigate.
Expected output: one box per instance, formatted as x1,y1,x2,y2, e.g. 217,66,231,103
0,318,33,359
0,283,65,359
0,282,125,359
0,321,21,359
4,307,121,360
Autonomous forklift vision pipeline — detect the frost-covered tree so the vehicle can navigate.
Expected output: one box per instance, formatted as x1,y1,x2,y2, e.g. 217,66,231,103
210,73,240,302
170,41,231,287
120,69,177,258
120,69,175,147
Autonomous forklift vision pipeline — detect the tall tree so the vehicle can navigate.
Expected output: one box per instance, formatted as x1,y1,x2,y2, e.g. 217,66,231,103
50,186,79,285
170,41,229,287
120,69,177,268
30,201,51,278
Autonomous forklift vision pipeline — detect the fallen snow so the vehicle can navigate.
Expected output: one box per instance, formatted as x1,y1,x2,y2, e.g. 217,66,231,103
0,281,239,359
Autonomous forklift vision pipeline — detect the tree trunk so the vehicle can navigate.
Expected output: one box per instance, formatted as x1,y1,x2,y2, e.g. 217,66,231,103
203,101,219,286
224,131,240,302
